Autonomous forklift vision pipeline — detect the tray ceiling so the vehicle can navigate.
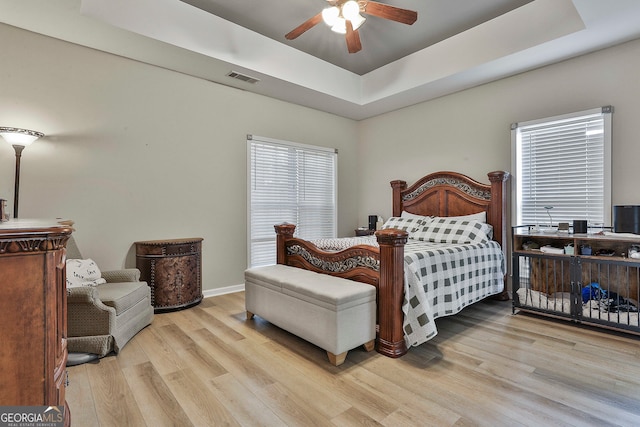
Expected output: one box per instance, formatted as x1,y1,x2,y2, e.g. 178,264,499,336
2,0,640,119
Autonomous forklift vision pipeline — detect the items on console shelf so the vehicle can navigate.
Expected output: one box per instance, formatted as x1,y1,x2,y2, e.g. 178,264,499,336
613,205,640,234
540,245,564,254
581,282,638,313
522,240,540,250
573,219,588,234
594,248,615,256
0,198,6,221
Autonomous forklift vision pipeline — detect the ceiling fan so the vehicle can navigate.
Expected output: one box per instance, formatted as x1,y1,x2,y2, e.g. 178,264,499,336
285,1,418,54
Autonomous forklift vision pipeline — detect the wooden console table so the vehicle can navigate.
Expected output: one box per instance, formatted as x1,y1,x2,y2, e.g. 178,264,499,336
512,226,640,335
135,238,203,313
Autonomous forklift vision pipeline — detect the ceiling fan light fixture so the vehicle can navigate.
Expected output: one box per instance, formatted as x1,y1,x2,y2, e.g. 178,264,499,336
322,6,339,26
342,1,361,21
331,17,347,34
350,14,366,31
286,1,417,54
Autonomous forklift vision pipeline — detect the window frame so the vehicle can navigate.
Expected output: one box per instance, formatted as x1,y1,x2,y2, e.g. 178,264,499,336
247,134,337,268
511,106,612,228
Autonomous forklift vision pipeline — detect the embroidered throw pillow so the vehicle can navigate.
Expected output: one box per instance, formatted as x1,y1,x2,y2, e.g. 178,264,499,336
66,258,107,288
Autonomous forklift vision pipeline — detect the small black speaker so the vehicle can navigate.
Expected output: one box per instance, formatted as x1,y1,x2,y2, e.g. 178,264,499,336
573,220,587,234
613,205,640,234
368,215,377,230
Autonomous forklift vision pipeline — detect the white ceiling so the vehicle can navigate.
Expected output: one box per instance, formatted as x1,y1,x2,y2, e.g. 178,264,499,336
2,0,640,120
179,0,534,75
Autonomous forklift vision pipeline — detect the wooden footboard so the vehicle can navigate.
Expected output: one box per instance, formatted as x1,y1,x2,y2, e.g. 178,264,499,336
275,223,409,358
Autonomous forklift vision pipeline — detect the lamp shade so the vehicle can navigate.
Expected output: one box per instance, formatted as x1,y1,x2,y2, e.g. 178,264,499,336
331,17,347,34
350,14,366,30
322,6,340,26
342,1,361,20
0,127,44,146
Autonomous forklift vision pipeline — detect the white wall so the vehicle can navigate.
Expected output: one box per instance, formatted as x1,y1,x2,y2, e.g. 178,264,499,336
0,24,360,292
358,38,640,223
3,22,639,293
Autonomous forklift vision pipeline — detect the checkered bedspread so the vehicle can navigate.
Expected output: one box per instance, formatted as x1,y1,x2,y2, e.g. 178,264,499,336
402,240,504,346
311,237,505,347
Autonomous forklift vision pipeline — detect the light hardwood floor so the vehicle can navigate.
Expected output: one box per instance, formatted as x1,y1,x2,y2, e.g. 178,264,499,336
66,292,640,426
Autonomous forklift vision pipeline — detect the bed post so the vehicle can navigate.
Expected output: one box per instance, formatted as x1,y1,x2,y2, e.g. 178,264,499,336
274,223,295,265
487,171,509,249
488,171,510,300
390,180,407,217
375,228,408,358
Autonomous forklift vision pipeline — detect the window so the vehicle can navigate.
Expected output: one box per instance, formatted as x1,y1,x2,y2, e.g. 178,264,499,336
512,106,612,227
247,135,337,267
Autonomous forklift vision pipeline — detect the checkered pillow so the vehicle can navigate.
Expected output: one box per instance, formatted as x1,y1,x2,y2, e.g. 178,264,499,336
380,217,427,236
413,218,489,244
431,216,493,239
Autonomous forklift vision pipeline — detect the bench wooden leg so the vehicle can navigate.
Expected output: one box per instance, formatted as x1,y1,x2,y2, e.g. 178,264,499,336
246,310,255,320
363,340,375,352
327,351,347,366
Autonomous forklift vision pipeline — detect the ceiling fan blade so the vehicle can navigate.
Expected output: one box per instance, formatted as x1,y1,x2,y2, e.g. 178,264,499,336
285,13,323,40
345,21,362,54
363,1,417,25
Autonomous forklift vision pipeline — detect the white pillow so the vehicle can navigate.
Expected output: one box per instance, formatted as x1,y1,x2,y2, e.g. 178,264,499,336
412,218,490,244
66,258,107,288
401,211,432,222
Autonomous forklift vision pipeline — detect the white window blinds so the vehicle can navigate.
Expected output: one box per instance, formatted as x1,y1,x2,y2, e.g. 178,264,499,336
512,107,612,227
248,135,337,267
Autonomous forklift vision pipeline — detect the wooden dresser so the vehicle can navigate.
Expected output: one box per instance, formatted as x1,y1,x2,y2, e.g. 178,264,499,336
0,219,73,425
135,238,203,312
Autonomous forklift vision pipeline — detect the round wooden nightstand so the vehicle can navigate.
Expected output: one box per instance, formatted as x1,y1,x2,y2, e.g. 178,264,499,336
135,237,203,312
355,228,376,236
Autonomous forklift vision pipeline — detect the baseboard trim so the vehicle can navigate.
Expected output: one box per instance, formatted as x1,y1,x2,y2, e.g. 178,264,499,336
203,284,245,299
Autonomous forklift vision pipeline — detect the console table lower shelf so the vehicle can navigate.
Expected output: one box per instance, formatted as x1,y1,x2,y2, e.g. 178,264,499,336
135,238,203,313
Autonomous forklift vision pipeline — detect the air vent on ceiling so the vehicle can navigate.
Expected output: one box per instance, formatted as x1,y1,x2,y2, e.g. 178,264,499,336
226,71,260,84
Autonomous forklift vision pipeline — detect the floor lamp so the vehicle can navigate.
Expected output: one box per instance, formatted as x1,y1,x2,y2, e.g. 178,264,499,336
0,127,44,219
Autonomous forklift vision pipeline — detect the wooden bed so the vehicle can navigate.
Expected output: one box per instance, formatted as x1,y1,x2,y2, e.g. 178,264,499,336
274,170,510,358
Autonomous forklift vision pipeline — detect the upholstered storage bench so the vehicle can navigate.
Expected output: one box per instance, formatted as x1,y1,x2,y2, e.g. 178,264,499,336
244,264,376,366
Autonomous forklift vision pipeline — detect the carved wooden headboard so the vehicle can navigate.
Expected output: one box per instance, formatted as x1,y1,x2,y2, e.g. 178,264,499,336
391,171,510,250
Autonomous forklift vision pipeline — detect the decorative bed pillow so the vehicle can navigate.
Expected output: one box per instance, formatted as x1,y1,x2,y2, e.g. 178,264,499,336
413,218,490,244
432,214,493,239
66,258,107,288
381,216,426,236
444,211,487,223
